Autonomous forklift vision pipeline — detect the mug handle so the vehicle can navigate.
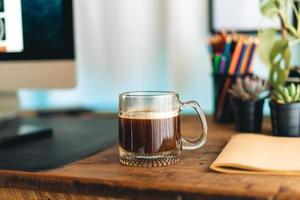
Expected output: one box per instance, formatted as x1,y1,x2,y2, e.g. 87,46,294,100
180,101,208,150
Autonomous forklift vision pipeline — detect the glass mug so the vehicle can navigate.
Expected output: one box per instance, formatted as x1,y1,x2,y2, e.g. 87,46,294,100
119,91,208,167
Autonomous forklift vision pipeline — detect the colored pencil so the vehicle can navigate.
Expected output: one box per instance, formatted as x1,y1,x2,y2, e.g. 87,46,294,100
220,31,227,42
223,37,232,56
219,37,232,74
210,36,225,54
213,54,221,74
239,39,253,75
245,39,258,74
234,41,248,76
228,36,244,75
219,56,227,74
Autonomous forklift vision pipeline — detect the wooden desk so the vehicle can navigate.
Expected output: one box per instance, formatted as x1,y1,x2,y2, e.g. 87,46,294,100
0,116,299,200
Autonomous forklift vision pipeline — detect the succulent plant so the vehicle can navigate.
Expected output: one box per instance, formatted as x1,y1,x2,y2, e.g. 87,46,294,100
229,76,269,101
272,83,300,104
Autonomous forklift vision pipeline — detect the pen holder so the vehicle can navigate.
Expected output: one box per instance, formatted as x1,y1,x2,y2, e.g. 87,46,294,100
212,74,252,123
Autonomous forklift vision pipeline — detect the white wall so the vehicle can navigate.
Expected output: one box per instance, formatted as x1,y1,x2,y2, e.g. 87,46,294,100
20,0,214,113
20,0,285,114
166,0,211,108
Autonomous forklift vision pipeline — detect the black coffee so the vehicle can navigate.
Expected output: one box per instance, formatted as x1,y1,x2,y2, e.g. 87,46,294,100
119,113,180,154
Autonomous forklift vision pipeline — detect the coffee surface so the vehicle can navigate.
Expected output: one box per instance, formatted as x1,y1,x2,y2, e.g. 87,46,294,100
119,112,180,154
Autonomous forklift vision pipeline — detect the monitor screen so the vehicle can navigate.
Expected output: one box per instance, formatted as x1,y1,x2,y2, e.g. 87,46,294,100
0,0,74,60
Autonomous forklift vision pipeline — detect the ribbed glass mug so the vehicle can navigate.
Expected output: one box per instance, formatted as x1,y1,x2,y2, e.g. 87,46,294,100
119,91,208,167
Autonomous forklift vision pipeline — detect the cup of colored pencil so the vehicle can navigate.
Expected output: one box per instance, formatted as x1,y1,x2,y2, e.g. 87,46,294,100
208,32,258,123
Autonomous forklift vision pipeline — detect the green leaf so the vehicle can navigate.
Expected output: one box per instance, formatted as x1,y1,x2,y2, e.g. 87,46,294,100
260,0,280,18
269,67,278,86
283,87,292,103
289,83,296,98
257,29,277,67
269,39,291,87
270,39,290,65
295,84,300,101
274,91,285,102
278,85,285,93
277,85,286,98
278,68,290,85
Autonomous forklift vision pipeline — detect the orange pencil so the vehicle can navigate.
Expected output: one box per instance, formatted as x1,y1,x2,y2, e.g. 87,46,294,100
228,36,244,75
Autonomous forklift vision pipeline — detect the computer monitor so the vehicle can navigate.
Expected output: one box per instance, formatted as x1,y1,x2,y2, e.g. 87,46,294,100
0,0,75,91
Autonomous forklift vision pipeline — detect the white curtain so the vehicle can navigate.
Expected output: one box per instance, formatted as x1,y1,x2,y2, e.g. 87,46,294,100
19,0,213,113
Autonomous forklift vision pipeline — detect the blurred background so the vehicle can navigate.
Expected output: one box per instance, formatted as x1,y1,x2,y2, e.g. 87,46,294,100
18,0,299,114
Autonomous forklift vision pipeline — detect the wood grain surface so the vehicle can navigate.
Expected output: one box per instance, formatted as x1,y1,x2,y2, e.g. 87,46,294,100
0,116,298,200
0,188,114,200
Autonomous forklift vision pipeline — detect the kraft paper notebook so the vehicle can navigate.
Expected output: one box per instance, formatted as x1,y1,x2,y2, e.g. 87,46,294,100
210,134,300,175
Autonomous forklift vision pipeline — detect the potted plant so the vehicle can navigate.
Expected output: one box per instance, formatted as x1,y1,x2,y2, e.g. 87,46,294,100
229,76,269,133
259,0,300,136
270,83,300,136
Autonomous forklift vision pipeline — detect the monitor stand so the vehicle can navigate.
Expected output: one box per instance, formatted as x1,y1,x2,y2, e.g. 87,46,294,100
0,92,52,144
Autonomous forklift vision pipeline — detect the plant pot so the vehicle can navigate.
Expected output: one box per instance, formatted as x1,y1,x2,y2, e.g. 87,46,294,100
269,101,300,137
232,98,265,133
